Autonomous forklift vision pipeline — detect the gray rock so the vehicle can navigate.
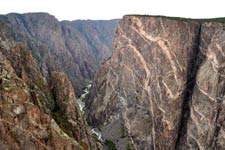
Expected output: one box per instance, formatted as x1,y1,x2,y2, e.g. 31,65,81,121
86,16,225,149
0,13,119,95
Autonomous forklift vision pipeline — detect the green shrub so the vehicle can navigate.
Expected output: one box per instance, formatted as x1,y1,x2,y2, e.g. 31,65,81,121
53,111,71,135
105,139,117,150
126,144,132,150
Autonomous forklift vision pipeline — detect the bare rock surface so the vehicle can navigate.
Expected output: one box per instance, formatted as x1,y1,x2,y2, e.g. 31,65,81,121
0,21,101,150
51,71,101,149
178,22,225,150
86,16,225,149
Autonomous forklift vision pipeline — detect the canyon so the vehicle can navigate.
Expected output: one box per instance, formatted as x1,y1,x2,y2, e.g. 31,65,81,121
0,13,119,95
0,20,103,149
0,13,119,150
0,13,225,150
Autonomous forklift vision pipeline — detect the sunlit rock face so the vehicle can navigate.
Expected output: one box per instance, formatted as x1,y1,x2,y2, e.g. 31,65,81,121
86,15,225,150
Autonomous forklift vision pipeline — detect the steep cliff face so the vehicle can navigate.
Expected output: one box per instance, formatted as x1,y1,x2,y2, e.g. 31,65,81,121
177,22,225,150
72,20,120,60
0,13,119,95
0,21,100,150
51,72,101,149
86,16,225,149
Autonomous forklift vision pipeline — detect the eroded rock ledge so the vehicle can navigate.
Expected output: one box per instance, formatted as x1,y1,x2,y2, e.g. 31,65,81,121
86,16,225,150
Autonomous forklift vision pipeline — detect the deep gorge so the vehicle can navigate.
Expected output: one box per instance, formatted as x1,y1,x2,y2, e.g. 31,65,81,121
0,13,225,150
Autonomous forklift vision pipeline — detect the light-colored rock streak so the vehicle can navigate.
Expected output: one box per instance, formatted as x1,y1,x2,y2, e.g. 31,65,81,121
216,43,225,57
160,18,166,33
207,42,225,78
122,34,150,82
188,133,204,150
131,17,160,42
131,17,180,84
131,17,183,99
158,40,179,83
121,63,137,87
124,18,158,149
208,45,225,78
120,23,157,149
124,17,183,149
191,105,208,122
196,83,216,101
162,80,181,99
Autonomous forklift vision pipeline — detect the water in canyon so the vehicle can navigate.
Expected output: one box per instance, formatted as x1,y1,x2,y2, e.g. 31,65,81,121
77,82,103,142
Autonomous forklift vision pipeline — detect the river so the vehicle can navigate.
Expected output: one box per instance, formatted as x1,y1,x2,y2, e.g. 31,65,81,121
77,83,103,142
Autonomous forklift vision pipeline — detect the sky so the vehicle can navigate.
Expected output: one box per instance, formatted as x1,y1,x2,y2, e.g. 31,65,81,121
0,0,224,21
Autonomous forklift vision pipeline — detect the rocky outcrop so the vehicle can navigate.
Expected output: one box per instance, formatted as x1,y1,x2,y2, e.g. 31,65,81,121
0,13,119,95
0,21,100,150
51,72,101,149
86,15,225,149
0,45,82,150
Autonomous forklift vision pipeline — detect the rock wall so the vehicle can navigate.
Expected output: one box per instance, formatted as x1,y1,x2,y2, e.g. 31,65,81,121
178,22,225,150
86,16,225,149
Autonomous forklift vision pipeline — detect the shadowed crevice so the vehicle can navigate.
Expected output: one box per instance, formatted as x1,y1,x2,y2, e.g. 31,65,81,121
175,24,205,149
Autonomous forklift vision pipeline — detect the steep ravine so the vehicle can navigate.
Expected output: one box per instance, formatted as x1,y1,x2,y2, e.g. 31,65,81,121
0,21,102,150
77,82,103,142
77,82,92,112
0,13,120,95
86,16,225,150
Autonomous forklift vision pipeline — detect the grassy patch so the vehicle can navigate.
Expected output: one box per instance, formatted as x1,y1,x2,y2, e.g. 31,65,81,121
52,111,72,136
126,144,132,150
105,139,117,150
120,126,126,138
